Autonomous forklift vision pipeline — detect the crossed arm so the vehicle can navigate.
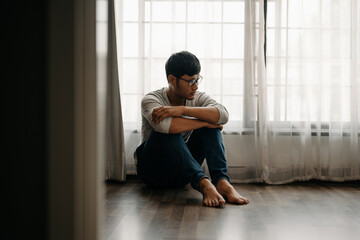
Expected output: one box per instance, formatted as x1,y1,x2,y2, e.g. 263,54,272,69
152,106,223,134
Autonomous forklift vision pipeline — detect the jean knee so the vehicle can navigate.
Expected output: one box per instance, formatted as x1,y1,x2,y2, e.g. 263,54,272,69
198,128,222,139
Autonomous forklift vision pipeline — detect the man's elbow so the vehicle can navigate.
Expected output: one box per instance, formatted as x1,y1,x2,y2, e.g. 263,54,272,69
213,106,229,124
220,114,229,124
150,116,172,133
217,110,229,124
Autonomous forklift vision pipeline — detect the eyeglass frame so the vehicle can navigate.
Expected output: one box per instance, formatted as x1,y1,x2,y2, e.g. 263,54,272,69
176,75,203,87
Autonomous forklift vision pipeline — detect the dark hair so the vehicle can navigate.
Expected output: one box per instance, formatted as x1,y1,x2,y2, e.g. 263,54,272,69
165,51,201,79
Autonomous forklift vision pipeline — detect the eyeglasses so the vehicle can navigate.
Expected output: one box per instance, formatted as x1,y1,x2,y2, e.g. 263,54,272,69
177,75,203,87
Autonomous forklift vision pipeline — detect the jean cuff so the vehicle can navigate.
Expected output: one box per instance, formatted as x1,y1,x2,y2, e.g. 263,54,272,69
191,174,209,191
212,176,231,187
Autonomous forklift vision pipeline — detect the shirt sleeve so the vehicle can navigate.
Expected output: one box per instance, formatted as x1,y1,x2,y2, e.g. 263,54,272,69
141,94,172,134
195,92,229,125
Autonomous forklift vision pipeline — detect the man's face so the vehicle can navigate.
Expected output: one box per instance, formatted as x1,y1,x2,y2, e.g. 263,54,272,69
174,74,200,100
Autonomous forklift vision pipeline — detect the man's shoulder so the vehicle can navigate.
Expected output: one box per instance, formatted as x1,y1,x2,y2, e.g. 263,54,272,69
194,90,207,97
142,88,167,104
187,91,219,107
144,88,166,97
193,91,211,101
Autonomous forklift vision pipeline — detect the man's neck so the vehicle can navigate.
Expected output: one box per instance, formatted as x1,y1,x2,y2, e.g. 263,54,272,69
166,88,185,106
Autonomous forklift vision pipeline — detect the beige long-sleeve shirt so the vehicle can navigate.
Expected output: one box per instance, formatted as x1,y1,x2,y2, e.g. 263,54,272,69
139,87,229,144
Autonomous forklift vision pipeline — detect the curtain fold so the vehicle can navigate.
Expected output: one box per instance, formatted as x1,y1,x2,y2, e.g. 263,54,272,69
350,0,360,177
105,0,126,181
262,0,360,183
256,0,270,182
242,0,264,182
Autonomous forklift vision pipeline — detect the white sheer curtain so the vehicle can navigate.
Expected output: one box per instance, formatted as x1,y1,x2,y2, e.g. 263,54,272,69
264,0,360,183
114,0,360,183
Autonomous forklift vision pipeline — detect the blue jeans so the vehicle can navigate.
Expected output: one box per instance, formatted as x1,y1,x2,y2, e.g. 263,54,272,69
135,127,230,191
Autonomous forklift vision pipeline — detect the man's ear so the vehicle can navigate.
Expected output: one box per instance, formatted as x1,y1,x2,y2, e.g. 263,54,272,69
168,75,176,86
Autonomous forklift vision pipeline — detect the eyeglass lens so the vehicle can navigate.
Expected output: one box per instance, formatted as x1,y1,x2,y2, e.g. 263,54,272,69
189,77,202,86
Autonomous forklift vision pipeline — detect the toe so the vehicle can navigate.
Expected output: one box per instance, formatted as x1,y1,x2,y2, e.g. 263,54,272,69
240,197,249,204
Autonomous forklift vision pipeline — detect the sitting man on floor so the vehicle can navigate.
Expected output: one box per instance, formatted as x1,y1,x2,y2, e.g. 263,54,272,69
135,50,249,207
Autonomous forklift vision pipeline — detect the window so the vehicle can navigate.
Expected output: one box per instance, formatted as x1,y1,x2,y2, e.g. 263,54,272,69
266,0,360,124
116,0,260,132
116,0,360,134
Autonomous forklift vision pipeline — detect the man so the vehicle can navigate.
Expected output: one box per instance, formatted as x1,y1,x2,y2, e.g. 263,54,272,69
135,51,249,207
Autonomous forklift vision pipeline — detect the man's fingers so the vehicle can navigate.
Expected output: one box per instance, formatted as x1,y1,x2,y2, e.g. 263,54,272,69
156,111,170,123
154,107,163,112
152,108,169,124
152,107,164,123
152,106,182,124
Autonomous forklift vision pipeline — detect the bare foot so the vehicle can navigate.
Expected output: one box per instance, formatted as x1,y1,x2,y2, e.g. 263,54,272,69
199,178,226,207
216,179,249,205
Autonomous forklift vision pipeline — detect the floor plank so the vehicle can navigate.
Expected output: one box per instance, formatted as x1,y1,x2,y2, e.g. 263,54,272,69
105,179,360,240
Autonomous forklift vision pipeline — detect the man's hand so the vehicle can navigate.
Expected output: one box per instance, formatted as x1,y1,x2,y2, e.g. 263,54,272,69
152,106,185,124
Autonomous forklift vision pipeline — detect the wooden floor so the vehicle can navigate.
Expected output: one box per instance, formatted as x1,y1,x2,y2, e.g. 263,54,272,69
104,177,360,240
